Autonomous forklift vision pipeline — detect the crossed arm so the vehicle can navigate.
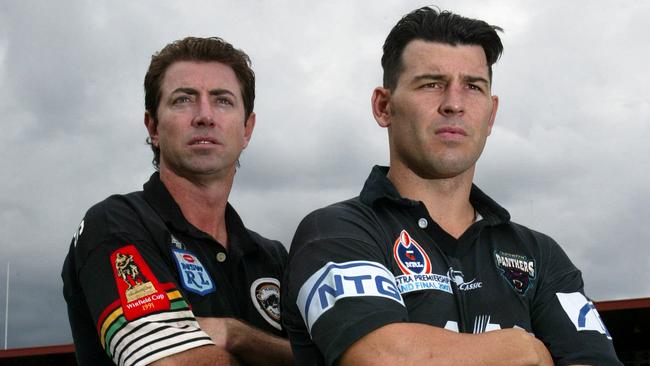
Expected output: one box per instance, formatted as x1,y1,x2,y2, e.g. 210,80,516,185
340,322,595,366
340,323,556,366
150,317,292,366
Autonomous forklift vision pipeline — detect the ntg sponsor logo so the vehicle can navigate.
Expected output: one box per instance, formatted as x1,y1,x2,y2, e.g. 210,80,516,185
557,292,611,339
297,261,404,333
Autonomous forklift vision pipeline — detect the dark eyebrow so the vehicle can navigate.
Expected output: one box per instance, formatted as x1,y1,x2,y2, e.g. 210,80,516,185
170,87,236,97
463,75,490,86
412,74,448,83
411,74,490,86
171,87,199,95
208,88,236,97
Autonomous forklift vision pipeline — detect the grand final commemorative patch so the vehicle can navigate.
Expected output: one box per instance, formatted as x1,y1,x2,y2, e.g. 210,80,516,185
171,248,215,295
494,250,536,295
110,245,170,321
250,278,282,330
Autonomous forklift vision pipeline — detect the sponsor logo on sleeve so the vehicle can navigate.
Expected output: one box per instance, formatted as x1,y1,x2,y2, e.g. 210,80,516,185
171,248,215,295
556,292,611,339
494,250,536,295
250,278,282,330
110,245,170,321
297,261,404,333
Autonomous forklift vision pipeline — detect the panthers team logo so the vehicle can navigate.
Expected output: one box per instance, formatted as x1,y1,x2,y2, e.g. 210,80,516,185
494,250,536,295
393,230,431,275
250,278,282,330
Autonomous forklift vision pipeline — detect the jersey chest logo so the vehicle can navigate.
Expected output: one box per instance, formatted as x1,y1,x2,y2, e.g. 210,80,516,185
393,230,432,275
250,278,282,330
493,250,536,295
172,248,216,295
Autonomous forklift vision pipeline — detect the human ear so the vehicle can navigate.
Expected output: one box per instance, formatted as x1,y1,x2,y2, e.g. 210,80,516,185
371,87,392,128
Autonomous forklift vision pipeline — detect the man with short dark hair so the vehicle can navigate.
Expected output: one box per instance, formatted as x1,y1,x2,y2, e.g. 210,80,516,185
62,37,292,366
282,8,621,366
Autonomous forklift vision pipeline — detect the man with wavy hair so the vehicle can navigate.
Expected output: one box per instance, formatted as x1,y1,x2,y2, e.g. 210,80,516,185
63,37,292,366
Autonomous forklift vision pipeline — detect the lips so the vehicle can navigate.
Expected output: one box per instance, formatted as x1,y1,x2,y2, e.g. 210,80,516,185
188,136,218,145
435,126,467,136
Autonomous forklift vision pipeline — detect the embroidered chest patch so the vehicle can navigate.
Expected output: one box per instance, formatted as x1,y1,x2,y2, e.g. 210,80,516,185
172,248,216,295
494,250,536,295
250,278,282,330
110,245,170,321
393,230,432,275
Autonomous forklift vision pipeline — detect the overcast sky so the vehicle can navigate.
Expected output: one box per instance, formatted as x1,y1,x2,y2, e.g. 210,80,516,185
1,0,648,349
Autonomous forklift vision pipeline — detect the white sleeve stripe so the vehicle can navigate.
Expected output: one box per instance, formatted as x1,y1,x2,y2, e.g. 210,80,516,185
108,309,199,355
119,328,213,366
114,324,202,366
131,337,214,366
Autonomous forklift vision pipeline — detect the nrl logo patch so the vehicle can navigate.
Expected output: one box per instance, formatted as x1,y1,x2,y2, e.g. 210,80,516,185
393,230,432,275
250,278,281,330
494,250,536,295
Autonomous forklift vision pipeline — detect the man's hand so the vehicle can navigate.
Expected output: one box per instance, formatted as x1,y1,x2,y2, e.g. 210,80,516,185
197,317,292,366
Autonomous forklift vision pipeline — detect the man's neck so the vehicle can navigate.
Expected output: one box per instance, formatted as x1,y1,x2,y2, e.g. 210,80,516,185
387,163,476,239
160,168,234,248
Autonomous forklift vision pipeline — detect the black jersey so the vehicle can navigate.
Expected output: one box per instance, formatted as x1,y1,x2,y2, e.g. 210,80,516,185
62,173,287,366
282,166,620,366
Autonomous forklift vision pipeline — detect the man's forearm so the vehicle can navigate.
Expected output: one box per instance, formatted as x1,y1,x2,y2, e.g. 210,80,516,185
150,344,241,366
197,317,292,366
340,323,553,366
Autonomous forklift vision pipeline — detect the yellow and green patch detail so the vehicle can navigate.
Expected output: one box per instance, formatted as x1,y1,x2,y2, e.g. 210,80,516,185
99,290,186,354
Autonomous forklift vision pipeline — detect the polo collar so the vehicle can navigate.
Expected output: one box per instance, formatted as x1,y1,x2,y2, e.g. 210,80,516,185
359,165,510,225
142,172,258,254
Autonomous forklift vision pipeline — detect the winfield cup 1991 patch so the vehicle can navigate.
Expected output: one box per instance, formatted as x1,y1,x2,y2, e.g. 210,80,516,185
494,250,536,295
250,278,282,330
171,248,215,295
110,245,170,321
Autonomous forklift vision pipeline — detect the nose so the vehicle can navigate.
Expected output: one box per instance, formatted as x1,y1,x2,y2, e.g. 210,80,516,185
438,85,464,116
191,96,215,127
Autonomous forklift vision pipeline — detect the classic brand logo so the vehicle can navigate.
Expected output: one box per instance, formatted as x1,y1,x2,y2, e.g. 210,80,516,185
447,267,483,291
393,230,432,275
494,250,536,295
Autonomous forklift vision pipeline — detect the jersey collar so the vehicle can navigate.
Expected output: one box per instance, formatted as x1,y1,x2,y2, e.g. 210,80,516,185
359,165,511,225
142,172,259,255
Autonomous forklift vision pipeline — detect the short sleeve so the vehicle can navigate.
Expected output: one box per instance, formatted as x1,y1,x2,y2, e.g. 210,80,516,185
282,206,408,366
65,199,214,366
531,237,621,365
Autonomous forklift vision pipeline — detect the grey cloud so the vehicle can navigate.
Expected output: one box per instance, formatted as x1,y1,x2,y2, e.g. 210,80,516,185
0,0,648,349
